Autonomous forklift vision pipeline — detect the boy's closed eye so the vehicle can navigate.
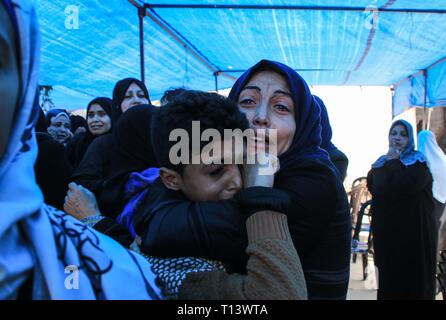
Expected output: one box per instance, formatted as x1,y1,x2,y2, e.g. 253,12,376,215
207,165,224,176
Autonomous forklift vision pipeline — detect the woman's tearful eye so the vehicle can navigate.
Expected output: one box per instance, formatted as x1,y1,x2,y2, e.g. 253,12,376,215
239,98,256,107
274,104,291,113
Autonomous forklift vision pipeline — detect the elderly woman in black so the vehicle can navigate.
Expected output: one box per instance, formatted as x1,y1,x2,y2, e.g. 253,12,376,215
367,119,438,299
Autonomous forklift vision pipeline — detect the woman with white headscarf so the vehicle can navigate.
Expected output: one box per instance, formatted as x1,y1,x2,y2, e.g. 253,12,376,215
418,130,446,224
418,130,446,298
0,0,161,299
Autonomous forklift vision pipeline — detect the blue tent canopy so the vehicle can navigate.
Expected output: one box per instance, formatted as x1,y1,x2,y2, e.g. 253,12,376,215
37,1,446,113
393,57,446,116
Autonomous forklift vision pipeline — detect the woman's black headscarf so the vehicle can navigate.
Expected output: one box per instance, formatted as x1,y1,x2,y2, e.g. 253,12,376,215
228,59,330,171
86,97,113,133
67,97,113,167
99,104,158,217
112,78,150,122
35,107,47,133
313,95,337,153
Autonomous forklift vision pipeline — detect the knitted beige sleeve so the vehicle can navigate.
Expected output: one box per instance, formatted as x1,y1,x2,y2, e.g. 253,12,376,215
178,211,307,300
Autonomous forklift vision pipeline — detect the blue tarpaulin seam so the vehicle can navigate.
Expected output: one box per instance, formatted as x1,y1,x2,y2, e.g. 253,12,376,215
342,0,396,84
143,3,446,14
144,7,237,81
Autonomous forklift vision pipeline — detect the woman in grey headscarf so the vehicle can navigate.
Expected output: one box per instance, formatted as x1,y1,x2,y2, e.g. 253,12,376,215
45,108,72,145
0,0,161,299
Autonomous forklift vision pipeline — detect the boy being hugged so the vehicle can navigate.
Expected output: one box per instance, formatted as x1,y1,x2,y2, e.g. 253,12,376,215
134,90,306,299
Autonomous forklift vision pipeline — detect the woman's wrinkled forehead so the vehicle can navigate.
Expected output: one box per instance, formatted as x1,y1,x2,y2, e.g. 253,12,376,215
239,70,298,119
241,70,291,94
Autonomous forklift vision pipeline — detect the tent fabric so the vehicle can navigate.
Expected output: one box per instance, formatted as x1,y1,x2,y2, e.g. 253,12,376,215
393,70,426,116
393,58,446,116
36,1,446,111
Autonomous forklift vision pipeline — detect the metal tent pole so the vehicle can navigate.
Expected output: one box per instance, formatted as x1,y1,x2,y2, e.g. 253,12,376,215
214,71,219,93
138,6,146,83
144,4,446,14
423,70,428,130
427,109,432,130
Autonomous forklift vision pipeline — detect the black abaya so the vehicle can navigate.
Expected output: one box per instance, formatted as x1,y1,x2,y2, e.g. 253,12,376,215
367,159,438,300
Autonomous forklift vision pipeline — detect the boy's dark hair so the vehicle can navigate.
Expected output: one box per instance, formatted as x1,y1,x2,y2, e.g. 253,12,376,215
69,114,87,134
160,87,187,106
152,90,249,173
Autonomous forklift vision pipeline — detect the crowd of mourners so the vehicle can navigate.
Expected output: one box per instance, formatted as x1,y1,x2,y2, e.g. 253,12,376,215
1,0,445,300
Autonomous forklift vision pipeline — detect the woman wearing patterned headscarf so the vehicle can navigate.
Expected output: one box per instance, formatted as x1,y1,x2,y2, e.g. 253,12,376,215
367,120,438,299
0,0,161,299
